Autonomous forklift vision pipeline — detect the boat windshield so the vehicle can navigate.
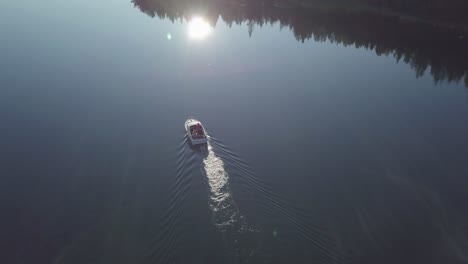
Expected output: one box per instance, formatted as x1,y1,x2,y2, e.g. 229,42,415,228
190,124,205,138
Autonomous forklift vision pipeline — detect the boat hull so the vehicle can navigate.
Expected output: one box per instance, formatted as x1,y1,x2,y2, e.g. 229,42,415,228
185,118,208,145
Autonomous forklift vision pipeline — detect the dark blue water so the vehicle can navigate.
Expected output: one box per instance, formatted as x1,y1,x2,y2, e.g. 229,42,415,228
1,0,468,263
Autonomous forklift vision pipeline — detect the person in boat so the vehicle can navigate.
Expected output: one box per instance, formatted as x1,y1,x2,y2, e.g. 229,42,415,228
196,123,203,136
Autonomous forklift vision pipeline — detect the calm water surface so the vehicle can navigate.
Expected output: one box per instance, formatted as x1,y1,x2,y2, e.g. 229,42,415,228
1,0,468,263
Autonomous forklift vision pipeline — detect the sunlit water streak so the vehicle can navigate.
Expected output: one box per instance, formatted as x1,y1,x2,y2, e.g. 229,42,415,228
201,141,258,263
203,142,250,231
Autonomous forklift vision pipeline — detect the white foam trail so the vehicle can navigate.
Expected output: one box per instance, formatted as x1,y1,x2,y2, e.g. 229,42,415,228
202,142,259,263
203,143,245,230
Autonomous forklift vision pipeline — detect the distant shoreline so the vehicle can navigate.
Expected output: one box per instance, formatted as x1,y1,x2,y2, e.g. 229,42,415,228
290,1,468,33
133,0,468,87
247,0,468,33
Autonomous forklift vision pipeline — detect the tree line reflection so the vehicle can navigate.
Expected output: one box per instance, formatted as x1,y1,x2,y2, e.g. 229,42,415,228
133,0,468,87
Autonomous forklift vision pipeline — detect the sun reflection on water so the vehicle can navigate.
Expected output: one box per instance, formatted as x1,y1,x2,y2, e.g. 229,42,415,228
188,16,213,40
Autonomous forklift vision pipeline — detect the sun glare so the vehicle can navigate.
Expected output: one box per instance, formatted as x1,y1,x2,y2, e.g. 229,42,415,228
188,16,213,40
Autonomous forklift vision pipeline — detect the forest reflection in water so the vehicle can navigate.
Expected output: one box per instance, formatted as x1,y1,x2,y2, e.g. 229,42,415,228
133,0,468,87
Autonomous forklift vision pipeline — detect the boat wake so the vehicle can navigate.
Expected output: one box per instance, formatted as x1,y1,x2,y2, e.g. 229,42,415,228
203,142,252,233
199,140,259,263
142,136,197,264
144,133,345,264
209,137,346,264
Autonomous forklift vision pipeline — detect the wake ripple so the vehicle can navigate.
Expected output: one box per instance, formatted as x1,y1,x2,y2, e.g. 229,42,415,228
142,136,196,264
143,133,346,264
209,136,346,264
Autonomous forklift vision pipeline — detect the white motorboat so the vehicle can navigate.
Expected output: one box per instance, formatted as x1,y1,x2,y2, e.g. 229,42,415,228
185,118,208,145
